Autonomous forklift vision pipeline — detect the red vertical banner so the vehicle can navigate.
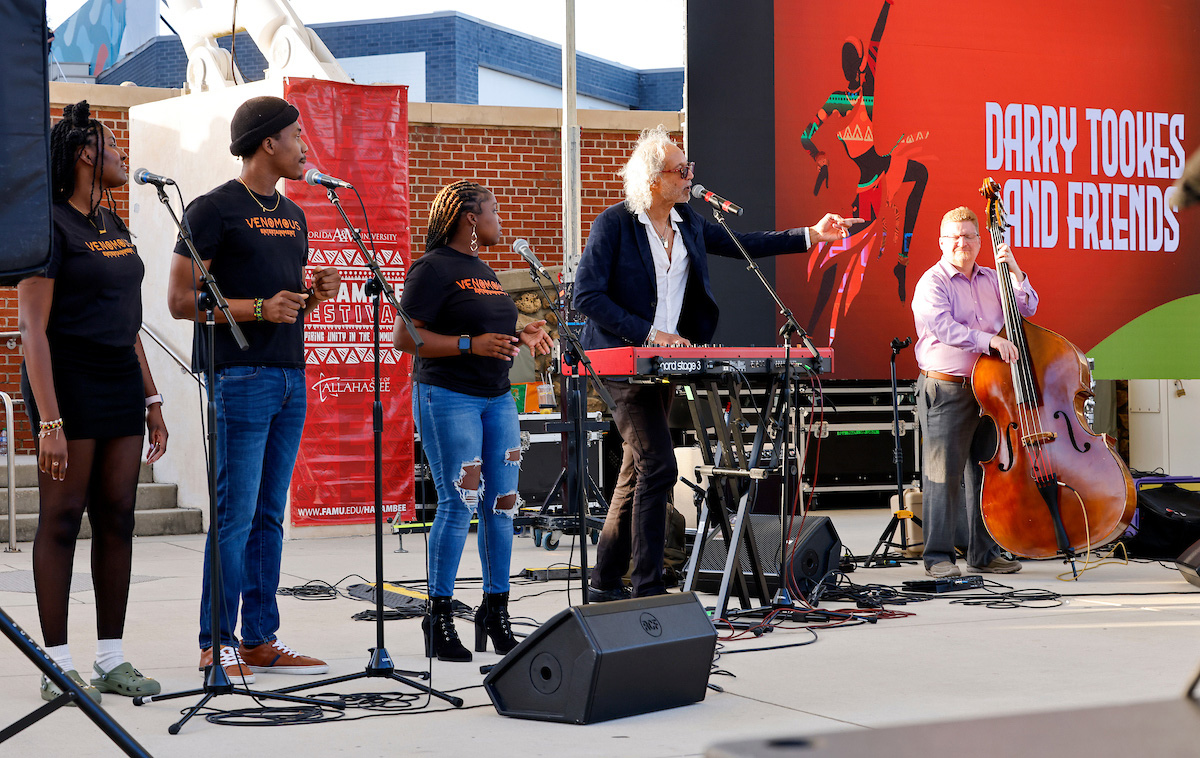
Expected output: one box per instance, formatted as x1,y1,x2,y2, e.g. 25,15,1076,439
283,79,413,527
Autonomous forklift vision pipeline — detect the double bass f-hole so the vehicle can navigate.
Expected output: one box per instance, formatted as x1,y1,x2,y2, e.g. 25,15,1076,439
998,421,1018,472
1053,410,1092,453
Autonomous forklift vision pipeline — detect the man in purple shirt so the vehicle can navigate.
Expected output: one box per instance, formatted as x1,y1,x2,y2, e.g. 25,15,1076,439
912,206,1039,578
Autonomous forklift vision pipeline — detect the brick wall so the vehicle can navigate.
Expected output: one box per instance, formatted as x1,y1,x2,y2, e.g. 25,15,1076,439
2,95,677,452
408,125,669,267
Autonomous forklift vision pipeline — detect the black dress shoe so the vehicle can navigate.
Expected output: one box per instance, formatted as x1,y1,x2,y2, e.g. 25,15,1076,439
586,585,631,603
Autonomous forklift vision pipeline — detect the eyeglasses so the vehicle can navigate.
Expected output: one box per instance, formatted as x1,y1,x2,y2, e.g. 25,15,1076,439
660,161,695,179
939,234,980,243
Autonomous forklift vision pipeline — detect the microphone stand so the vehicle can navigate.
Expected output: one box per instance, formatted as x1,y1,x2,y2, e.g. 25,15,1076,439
0,609,151,754
134,185,342,732
865,337,923,566
525,265,614,604
271,187,461,709
707,209,820,610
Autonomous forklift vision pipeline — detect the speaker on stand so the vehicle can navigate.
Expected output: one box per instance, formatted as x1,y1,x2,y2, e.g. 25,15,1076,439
690,514,842,599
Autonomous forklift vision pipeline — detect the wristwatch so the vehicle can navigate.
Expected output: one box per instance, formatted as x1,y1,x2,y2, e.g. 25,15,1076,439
458,335,472,355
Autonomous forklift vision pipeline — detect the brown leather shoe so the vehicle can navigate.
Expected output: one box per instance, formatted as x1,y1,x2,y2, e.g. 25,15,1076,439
199,645,255,684
238,640,328,675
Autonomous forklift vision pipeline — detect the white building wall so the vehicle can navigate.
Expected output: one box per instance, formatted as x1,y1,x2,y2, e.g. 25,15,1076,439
478,67,626,110
1129,379,1200,476
338,52,426,101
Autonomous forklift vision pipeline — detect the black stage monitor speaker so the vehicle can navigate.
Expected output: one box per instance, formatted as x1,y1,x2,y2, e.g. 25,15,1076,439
0,0,53,283
484,592,717,724
692,514,842,598
1176,538,1200,589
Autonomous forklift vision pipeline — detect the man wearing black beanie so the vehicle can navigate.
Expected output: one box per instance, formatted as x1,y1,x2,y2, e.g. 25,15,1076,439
167,96,340,682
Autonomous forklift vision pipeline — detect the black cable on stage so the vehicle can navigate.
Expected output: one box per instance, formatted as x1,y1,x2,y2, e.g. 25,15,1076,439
277,574,373,601
201,685,493,727
279,569,555,631
818,571,1067,609
720,631,820,655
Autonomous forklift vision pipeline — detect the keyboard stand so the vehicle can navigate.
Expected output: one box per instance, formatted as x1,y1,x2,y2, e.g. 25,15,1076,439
682,373,792,623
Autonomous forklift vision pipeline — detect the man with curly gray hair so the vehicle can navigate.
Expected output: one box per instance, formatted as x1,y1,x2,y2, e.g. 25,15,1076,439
574,126,859,601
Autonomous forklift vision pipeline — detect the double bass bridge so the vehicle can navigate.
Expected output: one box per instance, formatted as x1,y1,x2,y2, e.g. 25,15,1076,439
1020,431,1057,448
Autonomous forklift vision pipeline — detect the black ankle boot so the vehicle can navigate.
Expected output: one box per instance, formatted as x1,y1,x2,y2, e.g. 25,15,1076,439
474,591,518,654
422,596,472,662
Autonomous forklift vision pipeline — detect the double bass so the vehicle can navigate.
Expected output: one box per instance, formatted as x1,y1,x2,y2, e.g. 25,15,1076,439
972,178,1135,570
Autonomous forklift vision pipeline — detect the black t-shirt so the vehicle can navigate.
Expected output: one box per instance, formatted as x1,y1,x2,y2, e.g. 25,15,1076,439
45,202,144,347
400,246,519,397
175,180,308,370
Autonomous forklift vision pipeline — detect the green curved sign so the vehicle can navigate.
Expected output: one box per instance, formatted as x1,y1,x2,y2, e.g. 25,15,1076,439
1088,295,1200,379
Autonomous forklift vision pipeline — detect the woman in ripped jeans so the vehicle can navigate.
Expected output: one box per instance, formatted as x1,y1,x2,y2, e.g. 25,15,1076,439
394,179,552,661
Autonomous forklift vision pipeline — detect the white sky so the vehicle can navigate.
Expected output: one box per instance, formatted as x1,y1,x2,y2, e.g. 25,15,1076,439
45,0,686,70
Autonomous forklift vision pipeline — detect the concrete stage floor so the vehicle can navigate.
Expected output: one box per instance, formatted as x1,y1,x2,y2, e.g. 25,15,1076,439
1,508,1197,757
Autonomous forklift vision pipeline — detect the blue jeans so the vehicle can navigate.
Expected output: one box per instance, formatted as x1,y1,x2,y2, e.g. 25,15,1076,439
200,366,307,649
414,382,521,597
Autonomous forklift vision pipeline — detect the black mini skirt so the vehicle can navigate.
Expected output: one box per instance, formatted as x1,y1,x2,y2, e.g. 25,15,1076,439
21,335,145,441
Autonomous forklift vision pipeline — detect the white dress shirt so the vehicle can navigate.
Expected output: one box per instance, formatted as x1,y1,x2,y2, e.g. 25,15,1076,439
638,208,690,337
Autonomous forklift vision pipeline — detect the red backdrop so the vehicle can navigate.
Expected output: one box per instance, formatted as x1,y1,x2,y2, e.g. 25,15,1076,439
775,0,1200,379
283,79,413,527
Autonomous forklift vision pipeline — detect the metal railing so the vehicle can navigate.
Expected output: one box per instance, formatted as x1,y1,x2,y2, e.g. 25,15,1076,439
0,331,21,552
1,390,16,552
140,323,203,387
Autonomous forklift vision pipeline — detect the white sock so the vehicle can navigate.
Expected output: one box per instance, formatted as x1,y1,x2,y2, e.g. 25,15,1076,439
45,643,74,674
95,638,124,674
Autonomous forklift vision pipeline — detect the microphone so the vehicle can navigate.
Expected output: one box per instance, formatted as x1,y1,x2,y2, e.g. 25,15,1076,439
133,168,175,187
303,168,354,190
691,184,744,216
512,239,553,281
891,337,912,352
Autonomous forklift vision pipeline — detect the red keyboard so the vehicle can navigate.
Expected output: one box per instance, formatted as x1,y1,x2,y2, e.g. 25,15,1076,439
567,346,833,378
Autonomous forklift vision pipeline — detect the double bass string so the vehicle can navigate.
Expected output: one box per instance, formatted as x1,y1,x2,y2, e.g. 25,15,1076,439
985,190,1056,490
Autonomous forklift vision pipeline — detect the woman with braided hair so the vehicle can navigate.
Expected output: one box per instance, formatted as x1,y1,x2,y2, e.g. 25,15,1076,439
394,180,552,662
17,101,168,703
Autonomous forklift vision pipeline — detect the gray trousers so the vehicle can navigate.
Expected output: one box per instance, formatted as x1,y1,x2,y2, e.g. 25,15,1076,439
916,374,1002,568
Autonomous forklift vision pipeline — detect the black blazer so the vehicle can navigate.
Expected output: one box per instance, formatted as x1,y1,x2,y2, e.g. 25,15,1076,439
574,201,810,349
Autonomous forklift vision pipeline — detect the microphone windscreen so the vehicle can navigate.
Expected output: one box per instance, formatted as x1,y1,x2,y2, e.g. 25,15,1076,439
690,184,707,199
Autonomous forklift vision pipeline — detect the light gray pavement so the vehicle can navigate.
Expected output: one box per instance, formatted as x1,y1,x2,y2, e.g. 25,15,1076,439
1,508,1197,757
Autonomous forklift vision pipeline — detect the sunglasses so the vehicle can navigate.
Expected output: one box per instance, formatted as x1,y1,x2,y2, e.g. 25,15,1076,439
659,161,695,179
